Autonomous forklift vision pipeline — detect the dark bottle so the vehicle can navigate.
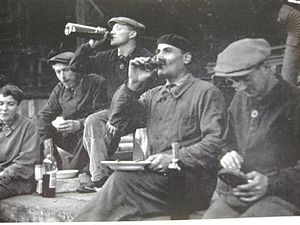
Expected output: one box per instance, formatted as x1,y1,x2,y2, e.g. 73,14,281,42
167,142,189,220
42,138,57,198
34,144,44,195
64,22,109,40
144,58,163,72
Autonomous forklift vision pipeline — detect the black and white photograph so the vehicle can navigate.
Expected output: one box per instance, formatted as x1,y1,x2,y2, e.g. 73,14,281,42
0,0,300,224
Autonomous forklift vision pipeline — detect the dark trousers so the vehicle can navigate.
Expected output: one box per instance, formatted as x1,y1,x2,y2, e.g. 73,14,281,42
73,169,216,221
0,185,15,200
73,171,170,221
203,194,300,218
50,130,89,172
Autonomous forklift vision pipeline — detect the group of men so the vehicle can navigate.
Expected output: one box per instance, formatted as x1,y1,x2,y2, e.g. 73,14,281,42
0,16,299,221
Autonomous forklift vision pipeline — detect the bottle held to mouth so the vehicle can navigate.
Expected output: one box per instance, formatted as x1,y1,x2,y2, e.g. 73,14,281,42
64,23,110,40
144,58,163,72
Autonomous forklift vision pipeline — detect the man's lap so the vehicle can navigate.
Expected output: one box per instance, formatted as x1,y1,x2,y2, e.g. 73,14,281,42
0,185,15,200
203,194,299,218
73,170,170,221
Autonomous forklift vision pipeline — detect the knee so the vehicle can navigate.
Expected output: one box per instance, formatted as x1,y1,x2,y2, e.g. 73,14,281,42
84,114,97,127
106,171,134,187
84,110,108,128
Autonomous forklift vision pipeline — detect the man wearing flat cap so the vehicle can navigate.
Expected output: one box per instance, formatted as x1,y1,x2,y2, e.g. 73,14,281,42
35,52,107,172
69,17,161,191
73,34,226,221
203,38,300,218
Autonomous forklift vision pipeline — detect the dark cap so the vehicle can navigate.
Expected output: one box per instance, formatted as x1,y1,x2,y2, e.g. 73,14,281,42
214,38,271,77
108,17,146,34
157,34,192,53
48,52,75,65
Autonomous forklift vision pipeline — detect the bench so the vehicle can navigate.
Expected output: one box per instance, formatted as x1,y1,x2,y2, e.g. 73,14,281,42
0,191,208,222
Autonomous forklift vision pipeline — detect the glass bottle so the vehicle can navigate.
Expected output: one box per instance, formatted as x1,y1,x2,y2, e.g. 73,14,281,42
42,138,57,197
64,22,109,40
167,142,188,219
34,143,44,195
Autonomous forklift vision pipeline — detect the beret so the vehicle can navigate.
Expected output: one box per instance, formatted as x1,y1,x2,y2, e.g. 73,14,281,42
48,52,75,65
108,17,145,34
157,34,192,53
214,38,271,77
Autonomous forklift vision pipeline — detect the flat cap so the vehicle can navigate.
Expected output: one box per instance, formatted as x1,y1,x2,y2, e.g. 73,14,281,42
214,38,271,77
157,34,192,53
108,17,145,34
48,52,75,65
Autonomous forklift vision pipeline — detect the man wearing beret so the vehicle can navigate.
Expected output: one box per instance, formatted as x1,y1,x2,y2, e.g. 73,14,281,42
35,52,108,171
69,17,161,191
73,34,226,221
203,38,300,218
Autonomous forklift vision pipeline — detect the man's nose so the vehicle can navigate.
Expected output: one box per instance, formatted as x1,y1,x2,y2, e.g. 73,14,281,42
156,51,163,60
59,72,67,80
231,80,247,91
1,104,8,110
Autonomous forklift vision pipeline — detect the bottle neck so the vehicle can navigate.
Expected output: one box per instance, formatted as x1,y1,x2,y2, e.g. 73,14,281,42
44,138,54,156
169,142,181,170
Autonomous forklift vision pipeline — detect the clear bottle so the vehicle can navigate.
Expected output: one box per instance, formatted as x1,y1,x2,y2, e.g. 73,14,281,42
42,138,57,197
167,142,188,219
34,164,44,195
64,23,109,40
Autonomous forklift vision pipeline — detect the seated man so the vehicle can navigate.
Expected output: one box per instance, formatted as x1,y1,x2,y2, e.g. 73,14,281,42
0,84,38,199
203,38,300,218
73,34,226,221
35,52,107,171
70,17,161,190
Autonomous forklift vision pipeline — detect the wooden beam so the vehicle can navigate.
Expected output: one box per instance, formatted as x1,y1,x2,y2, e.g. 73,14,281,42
87,0,104,21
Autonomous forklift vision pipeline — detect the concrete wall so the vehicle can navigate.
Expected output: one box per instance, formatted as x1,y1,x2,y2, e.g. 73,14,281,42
19,98,48,118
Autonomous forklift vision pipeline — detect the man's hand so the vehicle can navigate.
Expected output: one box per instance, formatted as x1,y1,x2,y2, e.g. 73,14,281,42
88,28,110,49
145,154,172,173
232,171,269,202
128,57,155,91
106,121,119,137
56,120,81,133
220,150,244,170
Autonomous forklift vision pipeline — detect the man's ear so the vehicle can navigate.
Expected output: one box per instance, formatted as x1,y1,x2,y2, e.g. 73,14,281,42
183,52,192,65
129,30,137,39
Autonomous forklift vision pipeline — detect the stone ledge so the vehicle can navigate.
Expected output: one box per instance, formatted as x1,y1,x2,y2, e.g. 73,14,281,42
0,192,205,222
0,192,97,222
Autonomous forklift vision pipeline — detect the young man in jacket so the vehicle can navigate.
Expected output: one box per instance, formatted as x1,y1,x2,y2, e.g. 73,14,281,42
203,38,300,218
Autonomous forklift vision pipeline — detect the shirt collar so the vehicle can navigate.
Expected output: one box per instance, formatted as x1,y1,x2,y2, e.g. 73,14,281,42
66,78,83,99
118,46,136,58
0,113,20,137
165,74,189,89
157,73,196,102
248,77,282,107
72,78,83,92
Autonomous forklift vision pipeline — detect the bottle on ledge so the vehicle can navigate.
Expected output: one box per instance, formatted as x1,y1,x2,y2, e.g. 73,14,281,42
42,138,57,198
167,142,188,220
34,164,44,195
64,22,109,40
